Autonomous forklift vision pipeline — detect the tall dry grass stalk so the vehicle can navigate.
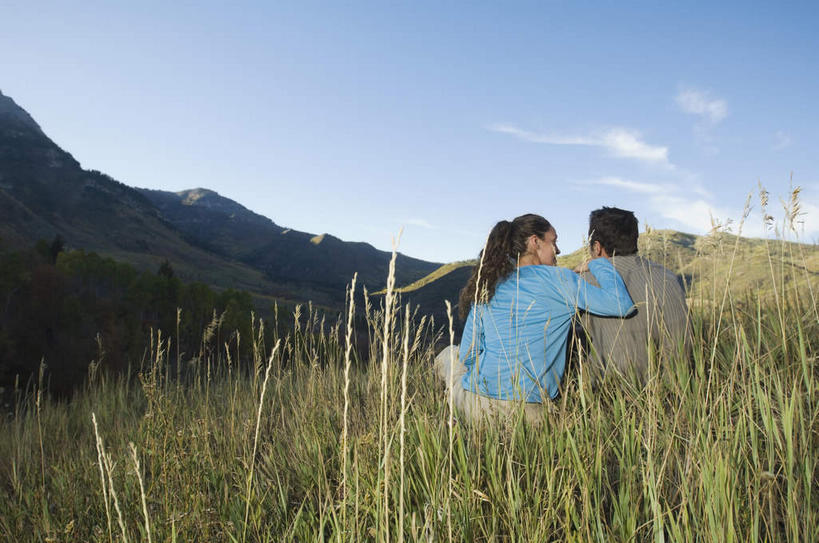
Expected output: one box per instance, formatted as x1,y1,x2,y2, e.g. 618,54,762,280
91,413,113,543
398,303,411,543
378,230,401,542
176,307,182,388
35,389,45,507
104,449,129,543
783,183,819,323
129,442,152,543
35,360,47,510
703,193,751,408
340,272,357,539
242,338,282,543
444,300,455,543
91,422,129,543
759,183,788,345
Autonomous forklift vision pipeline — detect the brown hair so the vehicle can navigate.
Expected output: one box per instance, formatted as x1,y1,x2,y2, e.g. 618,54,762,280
458,213,553,319
588,206,638,256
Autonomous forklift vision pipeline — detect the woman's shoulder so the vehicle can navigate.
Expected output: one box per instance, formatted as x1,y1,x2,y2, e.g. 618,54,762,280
517,264,577,283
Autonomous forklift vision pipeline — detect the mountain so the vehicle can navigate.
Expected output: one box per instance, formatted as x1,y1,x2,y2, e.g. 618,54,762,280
0,90,439,310
0,91,278,295
137,188,440,307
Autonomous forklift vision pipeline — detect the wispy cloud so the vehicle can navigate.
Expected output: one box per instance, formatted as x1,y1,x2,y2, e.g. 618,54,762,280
675,88,728,124
773,130,791,150
582,176,819,240
406,218,435,229
490,124,671,167
581,177,720,232
582,176,666,194
797,202,819,238
652,194,731,233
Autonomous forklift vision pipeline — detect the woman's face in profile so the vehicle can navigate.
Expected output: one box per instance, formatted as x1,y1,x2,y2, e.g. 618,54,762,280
533,228,560,266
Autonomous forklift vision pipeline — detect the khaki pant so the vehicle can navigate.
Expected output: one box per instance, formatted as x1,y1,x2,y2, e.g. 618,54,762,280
433,345,547,426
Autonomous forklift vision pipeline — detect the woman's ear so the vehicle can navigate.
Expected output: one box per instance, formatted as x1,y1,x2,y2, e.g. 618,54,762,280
527,234,539,253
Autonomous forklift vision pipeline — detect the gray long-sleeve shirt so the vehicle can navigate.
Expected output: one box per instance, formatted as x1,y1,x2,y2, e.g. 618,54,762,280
580,255,692,383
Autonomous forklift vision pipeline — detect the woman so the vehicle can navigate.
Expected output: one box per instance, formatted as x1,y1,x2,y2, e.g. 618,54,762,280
435,213,635,424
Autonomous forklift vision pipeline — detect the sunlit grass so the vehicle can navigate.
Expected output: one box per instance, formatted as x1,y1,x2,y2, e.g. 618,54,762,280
1,192,817,542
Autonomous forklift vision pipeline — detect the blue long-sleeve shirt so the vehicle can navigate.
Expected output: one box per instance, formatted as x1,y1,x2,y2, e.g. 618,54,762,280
459,258,635,402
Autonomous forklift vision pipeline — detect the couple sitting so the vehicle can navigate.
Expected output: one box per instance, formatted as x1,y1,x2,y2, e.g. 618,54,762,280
435,207,691,424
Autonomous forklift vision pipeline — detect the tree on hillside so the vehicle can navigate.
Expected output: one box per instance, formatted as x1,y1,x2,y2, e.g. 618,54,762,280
158,259,175,279
49,235,65,265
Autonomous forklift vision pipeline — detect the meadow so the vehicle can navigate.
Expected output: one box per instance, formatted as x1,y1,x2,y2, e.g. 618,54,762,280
1,201,817,542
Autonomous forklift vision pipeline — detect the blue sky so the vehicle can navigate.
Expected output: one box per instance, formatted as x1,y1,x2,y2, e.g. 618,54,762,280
2,1,818,263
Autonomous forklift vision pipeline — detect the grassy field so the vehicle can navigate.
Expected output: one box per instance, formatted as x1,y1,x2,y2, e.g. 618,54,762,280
1,220,818,541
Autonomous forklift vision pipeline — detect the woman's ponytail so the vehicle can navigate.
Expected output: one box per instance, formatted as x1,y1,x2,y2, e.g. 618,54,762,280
458,214,552,320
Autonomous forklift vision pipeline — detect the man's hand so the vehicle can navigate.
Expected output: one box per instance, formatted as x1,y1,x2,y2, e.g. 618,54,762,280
575,255,612,274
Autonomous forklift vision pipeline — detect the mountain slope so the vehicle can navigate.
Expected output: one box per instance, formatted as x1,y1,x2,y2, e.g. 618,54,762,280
138,188,440,306
0,90,440,310
0,92,298,296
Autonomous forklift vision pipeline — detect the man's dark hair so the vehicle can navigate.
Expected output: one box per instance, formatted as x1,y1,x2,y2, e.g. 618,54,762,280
588,207,638,256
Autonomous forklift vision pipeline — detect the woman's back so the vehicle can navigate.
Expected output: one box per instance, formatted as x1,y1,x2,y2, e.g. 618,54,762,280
460,259,633,401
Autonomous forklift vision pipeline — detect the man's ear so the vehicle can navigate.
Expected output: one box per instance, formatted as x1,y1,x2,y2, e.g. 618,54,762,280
591,241,607,257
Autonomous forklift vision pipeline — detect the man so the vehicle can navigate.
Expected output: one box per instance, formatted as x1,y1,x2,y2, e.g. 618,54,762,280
576,207,691,384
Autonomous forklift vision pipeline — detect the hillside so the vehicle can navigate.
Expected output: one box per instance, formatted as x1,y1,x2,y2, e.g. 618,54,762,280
138,188,440,307
0,90,440,310
0,91,280,295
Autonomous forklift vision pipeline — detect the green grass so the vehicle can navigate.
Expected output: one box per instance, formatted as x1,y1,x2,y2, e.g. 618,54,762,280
1,227,818,542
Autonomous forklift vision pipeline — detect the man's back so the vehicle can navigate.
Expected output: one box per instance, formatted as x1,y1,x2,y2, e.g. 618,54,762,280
580,255,691,383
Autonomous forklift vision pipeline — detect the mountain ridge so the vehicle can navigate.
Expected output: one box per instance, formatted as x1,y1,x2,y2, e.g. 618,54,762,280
0,90,439,310
136,186,440,307
0,90,43,135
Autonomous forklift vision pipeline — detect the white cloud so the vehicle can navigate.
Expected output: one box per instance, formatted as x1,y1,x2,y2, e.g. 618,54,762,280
583,176,666,194
600,128,670,163
583,176,819,241
773,131,791,151
406,218,435,229
675,88,728,124
489,124,586,145
490,124,671,167
797,202,819,238
651,195,730,233
583,177,727,232
691,182,713,199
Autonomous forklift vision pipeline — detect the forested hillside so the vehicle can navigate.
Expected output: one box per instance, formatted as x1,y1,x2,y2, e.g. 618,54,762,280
0,242,259,395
